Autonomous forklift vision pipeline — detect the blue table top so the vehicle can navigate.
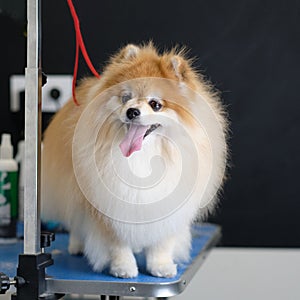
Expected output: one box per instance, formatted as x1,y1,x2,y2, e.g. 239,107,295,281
0,223,220,289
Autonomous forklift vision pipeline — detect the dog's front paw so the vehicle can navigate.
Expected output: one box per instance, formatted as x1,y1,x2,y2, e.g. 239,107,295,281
68,243,83,255
68,234,83,255
110,246,138,278
148,263,177,278
110,261,138,278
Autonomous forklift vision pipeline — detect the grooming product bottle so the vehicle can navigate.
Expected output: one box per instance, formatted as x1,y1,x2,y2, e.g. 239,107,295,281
0,133,18,239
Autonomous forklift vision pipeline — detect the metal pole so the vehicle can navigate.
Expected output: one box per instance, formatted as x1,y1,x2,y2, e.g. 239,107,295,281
24,0,42,254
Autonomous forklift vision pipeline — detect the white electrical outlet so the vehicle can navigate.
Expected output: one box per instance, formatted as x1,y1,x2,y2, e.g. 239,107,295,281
10,74,73,112
42,75,73,112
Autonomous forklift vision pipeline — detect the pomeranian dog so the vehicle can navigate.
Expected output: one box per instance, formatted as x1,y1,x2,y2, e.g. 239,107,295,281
41,43,227,278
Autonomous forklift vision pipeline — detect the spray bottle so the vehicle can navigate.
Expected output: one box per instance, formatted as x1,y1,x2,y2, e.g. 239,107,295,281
0,133,18,240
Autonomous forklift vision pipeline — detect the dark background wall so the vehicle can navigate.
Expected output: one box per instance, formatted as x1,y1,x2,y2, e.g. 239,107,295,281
1,0,299,247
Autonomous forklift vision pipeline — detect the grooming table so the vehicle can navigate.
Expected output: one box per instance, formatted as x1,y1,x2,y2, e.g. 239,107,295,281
0,223,220,299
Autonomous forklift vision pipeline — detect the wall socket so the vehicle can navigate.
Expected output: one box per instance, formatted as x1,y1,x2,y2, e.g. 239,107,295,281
10,74,72,113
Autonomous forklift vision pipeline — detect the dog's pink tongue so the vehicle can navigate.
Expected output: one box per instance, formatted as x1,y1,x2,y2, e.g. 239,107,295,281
119,123,149,157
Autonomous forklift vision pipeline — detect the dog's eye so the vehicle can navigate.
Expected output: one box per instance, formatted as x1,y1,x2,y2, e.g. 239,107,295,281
121,94,132,103
149,99,162,112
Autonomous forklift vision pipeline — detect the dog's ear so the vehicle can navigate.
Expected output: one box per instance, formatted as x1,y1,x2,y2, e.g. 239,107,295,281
114,44,140,62
169,55,189,81
110,44,140,64
123,44,140,59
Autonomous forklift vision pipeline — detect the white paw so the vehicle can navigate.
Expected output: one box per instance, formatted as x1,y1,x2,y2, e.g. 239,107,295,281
148,263,177,278
68,240,83,255
110,262,138,278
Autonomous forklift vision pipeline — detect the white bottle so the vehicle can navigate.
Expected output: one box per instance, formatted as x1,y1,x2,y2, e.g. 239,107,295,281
0,133,18,239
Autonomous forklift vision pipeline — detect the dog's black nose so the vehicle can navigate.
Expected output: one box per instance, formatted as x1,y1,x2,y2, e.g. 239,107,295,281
126,108,140,120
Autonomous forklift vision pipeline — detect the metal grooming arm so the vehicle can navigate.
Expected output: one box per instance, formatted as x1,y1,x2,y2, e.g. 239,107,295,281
8,0,61,299
24,0,41,257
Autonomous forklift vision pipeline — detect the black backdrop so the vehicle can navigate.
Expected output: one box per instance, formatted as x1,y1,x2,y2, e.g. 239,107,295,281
1,0,299,247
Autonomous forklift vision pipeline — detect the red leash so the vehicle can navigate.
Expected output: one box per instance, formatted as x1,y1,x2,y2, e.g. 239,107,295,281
66,0,100,105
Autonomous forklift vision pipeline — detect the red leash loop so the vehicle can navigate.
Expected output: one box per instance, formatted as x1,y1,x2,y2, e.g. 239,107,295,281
67,0,100,105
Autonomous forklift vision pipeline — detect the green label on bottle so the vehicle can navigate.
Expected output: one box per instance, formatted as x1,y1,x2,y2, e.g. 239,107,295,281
0,171,18,225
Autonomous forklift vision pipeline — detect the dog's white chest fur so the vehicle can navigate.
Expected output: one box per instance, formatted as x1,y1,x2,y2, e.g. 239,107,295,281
102,135,181,205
